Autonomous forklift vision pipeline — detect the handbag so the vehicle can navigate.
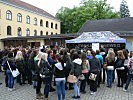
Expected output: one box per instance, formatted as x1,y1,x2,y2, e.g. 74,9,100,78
129,69,133,75
79,74,85,80
67,74,77,83
103,62,107,69
89,73,97,81
7,61,20,77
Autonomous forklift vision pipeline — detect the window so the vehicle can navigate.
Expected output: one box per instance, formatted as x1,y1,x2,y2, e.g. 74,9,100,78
26,16,30,24
55,24,57,29
46,31,48,35
17,13,22,22
6,10,12,20
7,26,11,35
51,32,53,35
18,27,22,36
34,30,37,36
55,33,57,35
40,31,43,36
46,21,49,27
26,28,30,36
51,22,53,28
40,19,43,26
34,18,37,25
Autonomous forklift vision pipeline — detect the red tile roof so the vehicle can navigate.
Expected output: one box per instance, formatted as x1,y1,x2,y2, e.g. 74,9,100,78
2,0,57,19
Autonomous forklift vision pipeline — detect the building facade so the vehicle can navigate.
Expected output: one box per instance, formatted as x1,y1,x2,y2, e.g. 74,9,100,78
0,0,60,49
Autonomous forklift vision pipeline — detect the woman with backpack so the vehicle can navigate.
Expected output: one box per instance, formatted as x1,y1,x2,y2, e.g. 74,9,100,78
54,54,66,100
15,51,25,85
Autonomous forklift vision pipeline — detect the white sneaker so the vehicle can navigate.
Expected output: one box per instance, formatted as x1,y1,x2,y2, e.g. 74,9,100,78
90,92,96,95
123,88,127,92
8,88,13,92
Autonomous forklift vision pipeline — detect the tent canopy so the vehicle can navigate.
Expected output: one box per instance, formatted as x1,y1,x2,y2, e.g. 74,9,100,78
65,31,126,43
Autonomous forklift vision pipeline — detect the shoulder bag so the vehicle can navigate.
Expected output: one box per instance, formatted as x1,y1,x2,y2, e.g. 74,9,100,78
7,61,20,77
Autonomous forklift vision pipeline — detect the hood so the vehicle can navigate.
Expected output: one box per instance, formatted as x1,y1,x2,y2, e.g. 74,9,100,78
100,52,105,56
55,62,66,70
73,58,82,65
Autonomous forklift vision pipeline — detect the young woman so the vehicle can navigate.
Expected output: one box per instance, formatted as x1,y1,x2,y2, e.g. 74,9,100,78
71,52,82,99
80,52,90,93
105,50,115,88
89,51,101,95
54,54,66,100
115,50,125,87
35,52,52,100
15,51,25,85
123,51,133,91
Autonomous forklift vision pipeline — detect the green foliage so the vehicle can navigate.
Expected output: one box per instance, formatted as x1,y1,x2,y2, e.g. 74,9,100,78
120,0,130,18
56,0,120,34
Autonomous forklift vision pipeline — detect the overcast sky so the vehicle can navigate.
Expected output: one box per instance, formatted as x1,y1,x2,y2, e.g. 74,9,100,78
21,0,133,17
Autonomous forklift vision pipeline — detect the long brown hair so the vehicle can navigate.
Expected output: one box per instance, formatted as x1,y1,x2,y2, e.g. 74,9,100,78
117,50,125,59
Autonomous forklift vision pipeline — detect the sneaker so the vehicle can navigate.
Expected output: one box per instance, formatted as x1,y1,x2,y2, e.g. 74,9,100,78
72,96,77,99
0,82,2,85
123,88,127,92
8,88,13,92
90,92,96,95
77,96,80,99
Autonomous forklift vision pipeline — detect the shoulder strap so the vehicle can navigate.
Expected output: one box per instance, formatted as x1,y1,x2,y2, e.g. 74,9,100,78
7,61,13,73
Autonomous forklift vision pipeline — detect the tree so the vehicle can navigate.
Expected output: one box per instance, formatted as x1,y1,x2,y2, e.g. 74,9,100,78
120,0,130,18
56,0,120,34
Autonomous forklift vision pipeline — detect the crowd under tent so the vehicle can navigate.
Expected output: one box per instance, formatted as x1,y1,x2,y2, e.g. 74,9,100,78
65,31,126,51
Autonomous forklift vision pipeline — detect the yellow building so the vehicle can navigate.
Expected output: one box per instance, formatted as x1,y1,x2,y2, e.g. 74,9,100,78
0,0,60,49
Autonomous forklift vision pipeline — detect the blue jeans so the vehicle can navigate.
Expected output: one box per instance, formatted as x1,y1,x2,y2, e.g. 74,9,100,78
44,77,51,98
6,69,14,88
56,80,66,100
73,82,80,97
107,70,113,87
125,73,133,90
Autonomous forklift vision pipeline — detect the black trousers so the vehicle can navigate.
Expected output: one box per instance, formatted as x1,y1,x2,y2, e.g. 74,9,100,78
116,70,125,86
36,76,42,94
90,72,99,92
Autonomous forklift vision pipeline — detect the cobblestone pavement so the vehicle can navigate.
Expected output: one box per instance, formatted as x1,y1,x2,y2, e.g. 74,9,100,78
0,72,133,100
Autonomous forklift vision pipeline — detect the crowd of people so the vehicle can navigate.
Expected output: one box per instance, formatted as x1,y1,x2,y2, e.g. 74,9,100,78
0,46,133,100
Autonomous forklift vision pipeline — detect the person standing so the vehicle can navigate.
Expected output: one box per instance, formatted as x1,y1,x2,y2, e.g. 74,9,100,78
15,51,25,85
54,54,66,100
89,51,101,95
80,52,90,93
105,50,115,88
115,50,125,87
123,51,133,91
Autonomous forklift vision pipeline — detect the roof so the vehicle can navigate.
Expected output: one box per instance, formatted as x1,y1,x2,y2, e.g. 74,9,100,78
1,34,78,41
1,0,57,20
78,17,133,34
66,31,126,43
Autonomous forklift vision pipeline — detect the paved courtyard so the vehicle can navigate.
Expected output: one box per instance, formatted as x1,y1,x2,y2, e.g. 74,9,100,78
0,72,133,100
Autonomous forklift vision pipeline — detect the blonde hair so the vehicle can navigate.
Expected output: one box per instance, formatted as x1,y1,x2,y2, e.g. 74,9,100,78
107,49,115,62
15,51,23,60
117,50,125,59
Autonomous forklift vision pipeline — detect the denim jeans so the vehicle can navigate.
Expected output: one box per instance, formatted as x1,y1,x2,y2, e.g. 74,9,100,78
125,73,133,90
6,69,14,88
56,80,66,100
73,82,80,97
44,77,51,98
107,70,113,87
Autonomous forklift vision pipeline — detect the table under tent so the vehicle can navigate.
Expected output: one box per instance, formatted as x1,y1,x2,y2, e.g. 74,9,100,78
65,31,126,51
